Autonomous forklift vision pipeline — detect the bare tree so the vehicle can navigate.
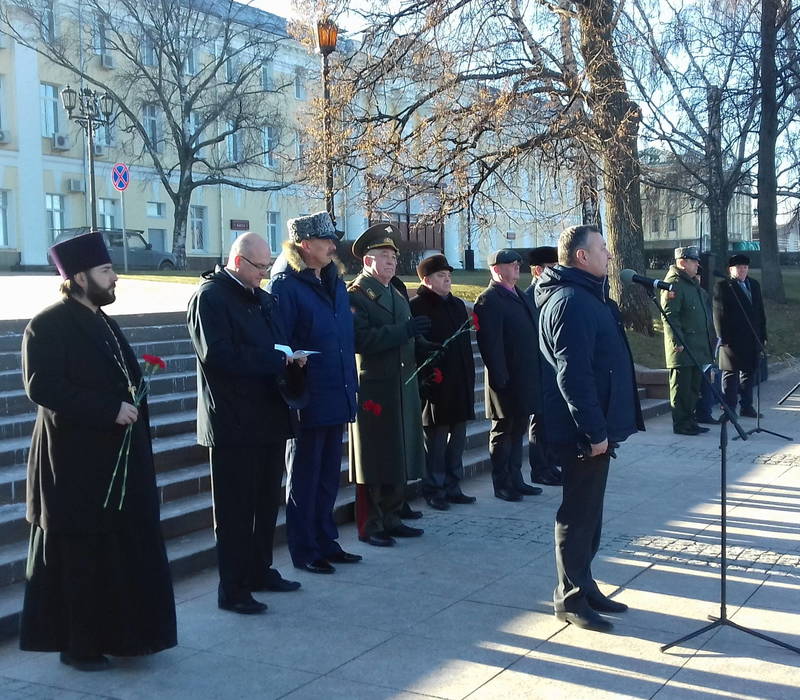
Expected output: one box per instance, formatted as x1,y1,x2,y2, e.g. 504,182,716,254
1,0,298,267
320,0,651,330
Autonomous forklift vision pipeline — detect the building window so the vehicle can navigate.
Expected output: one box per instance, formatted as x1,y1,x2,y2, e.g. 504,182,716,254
226,120,241,162
294,68,306,100
40,83,60,137
45,194,64,243
190,205,207,250
650,216,659,233
142,34,157,66
0,190,9,247
143,103,160,149
93,12,108,55
267,211,280,253
147,201,166,218
295,130,305,160
96,122,113,147
0,75,5,130
224,51,238,83
184,47,197,76
263,126,276,167
42,0,55,43
98,198,116,229
668,215,678,232
261,60,274,90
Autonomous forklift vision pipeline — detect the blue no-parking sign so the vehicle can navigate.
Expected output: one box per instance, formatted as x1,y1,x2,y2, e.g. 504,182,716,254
111,162,130,191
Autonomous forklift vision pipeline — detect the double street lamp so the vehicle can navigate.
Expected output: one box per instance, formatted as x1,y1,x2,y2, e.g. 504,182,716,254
60,85,115,230
317,18,338,227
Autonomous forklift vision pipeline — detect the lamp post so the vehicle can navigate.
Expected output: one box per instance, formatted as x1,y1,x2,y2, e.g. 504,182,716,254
60,85,115,230
317,18,338,227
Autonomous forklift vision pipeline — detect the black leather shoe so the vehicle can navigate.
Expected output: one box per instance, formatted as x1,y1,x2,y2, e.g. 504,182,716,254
446,492,476,504
532,471,562,486
296,559,335,574
494,488,522,502
740,407,762,418
673,427,701,436
218,595,268,615
399,502,423,519
425,495,450,511
516,483,543,496
359,532,396,547
250,572,302,592
59,652,110,671
327,550,363,563
587,594,628,613
555,608,614,632
386,523,424,537
696,415,721,425
691,425,710,433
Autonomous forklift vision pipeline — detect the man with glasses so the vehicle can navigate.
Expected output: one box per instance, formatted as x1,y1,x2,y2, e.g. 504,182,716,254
188,232,306,614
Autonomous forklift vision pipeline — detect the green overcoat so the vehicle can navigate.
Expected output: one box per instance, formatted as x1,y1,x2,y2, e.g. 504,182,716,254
347,273,425,485
661,266,714,368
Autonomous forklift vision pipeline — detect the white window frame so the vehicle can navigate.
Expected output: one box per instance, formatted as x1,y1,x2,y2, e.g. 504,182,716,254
98,197,116,229
267,211,280,253
96,121,114,147
261,60,274,90
294,68,306,100
45,193,64,243
40,83,60,138
190,204,207,251
93,11,108,55
184,46,197,76
295,130,304,160
147,201,166,218
226,120,241,162
143,103,160,150
42,0,55,43
0,190,9,247
142,33,157,67
263,125,276,167
0,76,5,129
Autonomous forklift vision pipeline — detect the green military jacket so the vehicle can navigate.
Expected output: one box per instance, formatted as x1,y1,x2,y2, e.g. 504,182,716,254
347,273,425,485
661,265,714,368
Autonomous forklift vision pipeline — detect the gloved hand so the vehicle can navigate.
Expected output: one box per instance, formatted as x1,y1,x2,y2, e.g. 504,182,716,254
407,315,432,337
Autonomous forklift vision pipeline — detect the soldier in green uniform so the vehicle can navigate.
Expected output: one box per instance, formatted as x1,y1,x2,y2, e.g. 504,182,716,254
661,246,715,435
348,224,430,546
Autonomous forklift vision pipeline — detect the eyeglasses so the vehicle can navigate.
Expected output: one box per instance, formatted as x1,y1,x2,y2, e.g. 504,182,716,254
240,255,272,273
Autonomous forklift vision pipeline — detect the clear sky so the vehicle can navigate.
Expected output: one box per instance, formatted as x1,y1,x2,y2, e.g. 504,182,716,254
251,1,298,20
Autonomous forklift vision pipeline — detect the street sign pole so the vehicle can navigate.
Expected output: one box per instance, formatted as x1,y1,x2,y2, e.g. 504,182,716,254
111,163,130,273
121,190,128,273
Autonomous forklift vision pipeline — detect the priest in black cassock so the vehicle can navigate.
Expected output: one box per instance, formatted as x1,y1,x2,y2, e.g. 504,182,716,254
19,232,176,671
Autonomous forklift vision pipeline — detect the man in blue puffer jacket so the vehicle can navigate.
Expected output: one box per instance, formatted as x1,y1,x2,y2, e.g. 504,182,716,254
268,212,361,574
536,224,644,633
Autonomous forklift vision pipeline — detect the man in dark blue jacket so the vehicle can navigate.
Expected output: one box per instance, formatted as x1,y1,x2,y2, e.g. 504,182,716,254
188,233,304,615
537,225,644,633
269,212,361,574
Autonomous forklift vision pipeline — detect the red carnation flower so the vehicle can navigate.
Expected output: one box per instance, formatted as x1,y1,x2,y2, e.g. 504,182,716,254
362,399,382,416
142,354,167,369
372,402,382,416
432,368,444,384
471,312,480,331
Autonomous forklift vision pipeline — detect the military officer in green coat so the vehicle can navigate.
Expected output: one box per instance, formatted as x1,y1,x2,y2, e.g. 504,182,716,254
348,224,430,546
661,246,715,436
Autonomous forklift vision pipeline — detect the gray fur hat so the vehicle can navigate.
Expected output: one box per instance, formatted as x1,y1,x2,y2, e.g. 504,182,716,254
286,211,338,243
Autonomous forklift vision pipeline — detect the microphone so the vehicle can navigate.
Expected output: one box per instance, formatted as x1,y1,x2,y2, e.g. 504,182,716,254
620,269,673,293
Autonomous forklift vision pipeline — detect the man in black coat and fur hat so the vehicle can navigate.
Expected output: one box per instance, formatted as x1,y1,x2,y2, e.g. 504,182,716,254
410,254,477,510
20,232,176,670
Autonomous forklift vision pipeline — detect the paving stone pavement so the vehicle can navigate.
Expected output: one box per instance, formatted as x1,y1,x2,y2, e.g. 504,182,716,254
1,278,798,698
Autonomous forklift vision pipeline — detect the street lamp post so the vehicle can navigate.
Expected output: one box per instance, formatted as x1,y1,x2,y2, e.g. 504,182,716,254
317,18,338,227
60,85,115,230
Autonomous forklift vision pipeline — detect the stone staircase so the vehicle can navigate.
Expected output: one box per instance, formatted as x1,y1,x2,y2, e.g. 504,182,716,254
0,311,669,639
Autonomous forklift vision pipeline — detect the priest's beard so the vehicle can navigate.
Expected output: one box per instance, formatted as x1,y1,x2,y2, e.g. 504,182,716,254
85,274,116,307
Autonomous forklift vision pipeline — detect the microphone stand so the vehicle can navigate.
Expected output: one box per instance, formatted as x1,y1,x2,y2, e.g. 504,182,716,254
777,381,800,406
720,277,791,442
638,284,800,656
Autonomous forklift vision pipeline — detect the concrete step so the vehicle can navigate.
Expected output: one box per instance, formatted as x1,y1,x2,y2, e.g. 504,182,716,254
641,397,671,420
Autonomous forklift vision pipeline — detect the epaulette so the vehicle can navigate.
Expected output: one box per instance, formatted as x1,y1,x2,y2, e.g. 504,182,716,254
348,282,379,302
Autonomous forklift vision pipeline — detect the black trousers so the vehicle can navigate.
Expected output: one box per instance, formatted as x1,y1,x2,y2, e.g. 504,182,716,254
422,423,467,498
210,444,285,599
528,412,558,480
489,415,529,492
553,446,610,612
721,369,756,412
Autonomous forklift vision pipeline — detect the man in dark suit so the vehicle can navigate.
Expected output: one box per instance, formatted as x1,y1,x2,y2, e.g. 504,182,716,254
474,249,543,502
20,232,176,670
188,232,304,614
523,246,562,486
410,254,476,510
713,254,767,418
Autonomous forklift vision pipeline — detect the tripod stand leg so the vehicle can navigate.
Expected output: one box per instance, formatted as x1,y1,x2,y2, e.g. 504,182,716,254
724,620,800,655
660,620,722,653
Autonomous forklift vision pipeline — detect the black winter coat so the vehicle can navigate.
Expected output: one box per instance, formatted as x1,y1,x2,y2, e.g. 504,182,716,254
410,286,476,426
23,299,160,534
187,268,300,447
712,277,766,372
536,265,644,446
474,281,541,420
